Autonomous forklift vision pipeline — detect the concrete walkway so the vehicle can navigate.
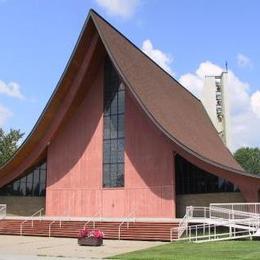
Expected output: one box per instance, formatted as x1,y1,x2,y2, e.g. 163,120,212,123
0,235,166,259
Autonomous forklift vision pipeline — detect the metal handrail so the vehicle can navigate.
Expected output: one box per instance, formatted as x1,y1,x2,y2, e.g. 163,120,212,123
48,219,62,237
171,206,194,241
173,204,260,243
211,202,260,206
118,211,136,240
20,208,44,236
177,217,259,243
83,210,102,230
210,203,260,214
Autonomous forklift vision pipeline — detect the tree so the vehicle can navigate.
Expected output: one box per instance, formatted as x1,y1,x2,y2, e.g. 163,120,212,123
234,147,260,175
0,128,24,166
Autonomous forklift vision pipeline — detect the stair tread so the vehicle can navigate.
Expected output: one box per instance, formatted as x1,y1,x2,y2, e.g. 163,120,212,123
0,219,178,241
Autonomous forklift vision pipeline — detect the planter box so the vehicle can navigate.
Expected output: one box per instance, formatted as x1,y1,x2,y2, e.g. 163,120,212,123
78,237,103,246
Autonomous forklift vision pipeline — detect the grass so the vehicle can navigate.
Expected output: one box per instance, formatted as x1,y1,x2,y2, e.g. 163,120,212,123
109,240,260,260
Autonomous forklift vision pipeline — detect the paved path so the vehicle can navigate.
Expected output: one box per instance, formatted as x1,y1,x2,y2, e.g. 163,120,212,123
0,235,165,259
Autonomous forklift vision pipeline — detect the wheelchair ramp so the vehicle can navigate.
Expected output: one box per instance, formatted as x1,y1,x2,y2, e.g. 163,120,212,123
172,203,260,243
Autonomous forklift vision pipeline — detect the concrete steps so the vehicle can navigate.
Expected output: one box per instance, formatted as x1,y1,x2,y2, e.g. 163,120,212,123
0,219,179,241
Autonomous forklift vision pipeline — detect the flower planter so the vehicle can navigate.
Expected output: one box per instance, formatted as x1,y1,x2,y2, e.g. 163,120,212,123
78,237,103,246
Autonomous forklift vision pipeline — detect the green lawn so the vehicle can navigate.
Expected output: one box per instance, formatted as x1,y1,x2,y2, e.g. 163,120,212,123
110,240,260,260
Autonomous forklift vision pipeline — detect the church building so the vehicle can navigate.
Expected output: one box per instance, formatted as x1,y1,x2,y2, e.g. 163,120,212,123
0,9,259,218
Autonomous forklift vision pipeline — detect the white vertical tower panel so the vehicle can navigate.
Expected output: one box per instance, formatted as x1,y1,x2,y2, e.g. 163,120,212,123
202,72,231,150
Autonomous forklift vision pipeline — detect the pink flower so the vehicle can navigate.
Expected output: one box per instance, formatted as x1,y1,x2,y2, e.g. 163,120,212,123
78,228,104,239
78,228,89,238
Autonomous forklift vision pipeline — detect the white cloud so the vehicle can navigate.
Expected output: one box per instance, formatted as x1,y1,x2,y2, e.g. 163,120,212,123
179,73,203,98
179,61,222,99
0,80,24,99
0,104,12,127
237,53,252,68
251,91,260,118
179,61,260,151
141,39,174,75
95,0,140,18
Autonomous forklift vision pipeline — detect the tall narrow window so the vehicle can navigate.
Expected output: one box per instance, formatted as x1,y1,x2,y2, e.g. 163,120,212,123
103,56,125,188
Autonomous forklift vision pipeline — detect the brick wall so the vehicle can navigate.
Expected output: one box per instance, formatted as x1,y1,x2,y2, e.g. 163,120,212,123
0,196,45,216
176,192,245,217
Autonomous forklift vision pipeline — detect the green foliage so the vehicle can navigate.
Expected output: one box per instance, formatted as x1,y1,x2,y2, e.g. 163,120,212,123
234,147,260,175
0,128,24,166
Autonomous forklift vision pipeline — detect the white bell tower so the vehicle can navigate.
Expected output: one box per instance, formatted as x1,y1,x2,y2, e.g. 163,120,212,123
202,71,231,150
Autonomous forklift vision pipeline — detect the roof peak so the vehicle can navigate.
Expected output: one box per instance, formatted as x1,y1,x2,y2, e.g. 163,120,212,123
89,8,201,103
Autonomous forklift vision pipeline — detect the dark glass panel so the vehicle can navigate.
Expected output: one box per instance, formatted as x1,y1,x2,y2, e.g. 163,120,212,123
117,139,124,163
110,94,117,115
103,116,110,140
20,177,26,196
13,180,20,195
103,56,125,188
103,164,110,187
41,162,47,170
110,115,117,139
118,115,124,138
26,173,33,196
104,99,111,115
26,172,33,183
117,164,124,186
175,155,239,195
110,164,117,187
118,91,125,114
103,140,111,164
40,167,46,184
39,183,46,196
119,83,125,90
33,168,40,196
0,161,47,197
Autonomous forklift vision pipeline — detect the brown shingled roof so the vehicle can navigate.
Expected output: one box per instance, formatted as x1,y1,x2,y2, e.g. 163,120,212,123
90,10,244,173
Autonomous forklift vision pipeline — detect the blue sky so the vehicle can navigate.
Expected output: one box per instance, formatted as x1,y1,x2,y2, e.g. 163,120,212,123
0,0,259,150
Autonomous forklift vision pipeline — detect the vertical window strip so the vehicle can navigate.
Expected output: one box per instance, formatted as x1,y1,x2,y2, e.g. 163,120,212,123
103,57,125,188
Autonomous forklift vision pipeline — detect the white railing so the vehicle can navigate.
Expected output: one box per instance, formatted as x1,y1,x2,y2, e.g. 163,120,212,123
178,216,259,243
188,206,211,218
83,210,102,230
210,203,260,215
48,219,62,237
171,206,211,241
170,206,193,240
118,211,136,240
20,208,44,236
0,204,7,219
210,206,260,221
185,223,253,243
173,204,260,243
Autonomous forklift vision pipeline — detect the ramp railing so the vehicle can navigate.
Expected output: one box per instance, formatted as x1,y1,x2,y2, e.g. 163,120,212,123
210,203,260,215
171,206,210,241
172,204,260,243
180,220,255,243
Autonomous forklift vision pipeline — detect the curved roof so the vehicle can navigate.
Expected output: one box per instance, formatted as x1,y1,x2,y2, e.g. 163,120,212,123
90,10,244,174
1,9,259,186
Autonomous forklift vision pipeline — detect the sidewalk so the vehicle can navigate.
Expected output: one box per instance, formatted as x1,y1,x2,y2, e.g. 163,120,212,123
0,235,165,259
